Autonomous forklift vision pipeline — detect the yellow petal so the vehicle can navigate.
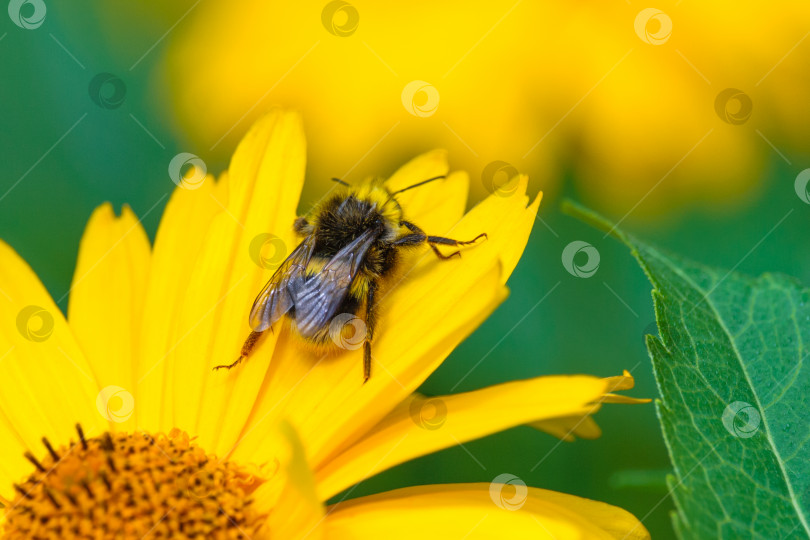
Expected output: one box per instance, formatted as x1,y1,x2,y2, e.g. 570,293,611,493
315,375,608,500
170,110,306,453
531,371,649,440
403,170,470,235
603,370,636,392
67,203,150,432
232,168,539,471
0,412,29,502
252,422,325,540
530,412,603,442
499,178,542,283
324,484,650,540
134,177,222,432
0,241,106,500
385,150,468,233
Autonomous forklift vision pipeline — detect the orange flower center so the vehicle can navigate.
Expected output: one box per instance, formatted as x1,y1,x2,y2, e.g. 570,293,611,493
2,426,265,539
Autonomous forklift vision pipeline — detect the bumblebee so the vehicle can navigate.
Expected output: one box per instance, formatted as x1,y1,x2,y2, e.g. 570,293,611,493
215,175,486,382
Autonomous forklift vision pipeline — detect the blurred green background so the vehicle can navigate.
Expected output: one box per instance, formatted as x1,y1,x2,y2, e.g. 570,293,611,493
3,3,809,538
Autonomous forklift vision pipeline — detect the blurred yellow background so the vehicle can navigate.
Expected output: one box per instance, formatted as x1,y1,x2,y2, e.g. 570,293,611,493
108,0,810,216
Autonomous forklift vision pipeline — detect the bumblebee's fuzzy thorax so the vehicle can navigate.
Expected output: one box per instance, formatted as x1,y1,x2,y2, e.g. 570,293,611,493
308,183,402,256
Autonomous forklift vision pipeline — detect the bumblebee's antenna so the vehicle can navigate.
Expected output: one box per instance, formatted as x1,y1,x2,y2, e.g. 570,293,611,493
331,177,350,187
389,175,445,197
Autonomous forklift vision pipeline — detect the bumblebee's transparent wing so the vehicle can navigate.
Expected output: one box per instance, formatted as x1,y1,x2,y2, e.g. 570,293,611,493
294,228,379,337
249,235,316,332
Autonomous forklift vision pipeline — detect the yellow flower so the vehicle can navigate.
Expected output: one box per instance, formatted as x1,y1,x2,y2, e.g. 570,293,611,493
0,110,649,538
140,1,810,217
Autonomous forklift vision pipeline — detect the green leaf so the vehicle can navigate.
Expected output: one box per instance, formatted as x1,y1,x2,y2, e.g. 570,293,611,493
564,201,810,540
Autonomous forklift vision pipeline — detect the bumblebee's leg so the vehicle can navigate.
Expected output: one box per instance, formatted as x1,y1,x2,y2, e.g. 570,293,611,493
400,220,423,234
427,233,487,247
363,281,379,384
392,232,427,246
427,233,487,259
401,220,486,259
214,330,262,370
394,221,427,247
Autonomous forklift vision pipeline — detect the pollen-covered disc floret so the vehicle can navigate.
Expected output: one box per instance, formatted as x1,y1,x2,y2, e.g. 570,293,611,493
3,426,265,539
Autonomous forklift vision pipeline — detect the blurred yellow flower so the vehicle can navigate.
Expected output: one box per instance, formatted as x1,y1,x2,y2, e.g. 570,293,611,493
146,1,810,218
0,111,649,538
